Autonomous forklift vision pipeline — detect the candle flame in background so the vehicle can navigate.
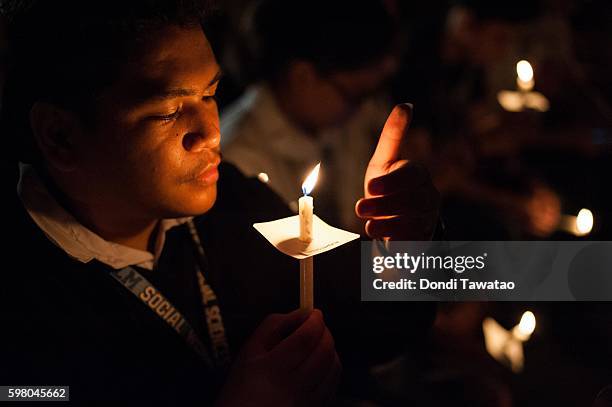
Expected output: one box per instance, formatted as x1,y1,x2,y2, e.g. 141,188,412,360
559,208,594,236
302,163,321,196
576,208,594,235
257,172,270,183
516,60,535,92
515,311,536,340
516,60,534,83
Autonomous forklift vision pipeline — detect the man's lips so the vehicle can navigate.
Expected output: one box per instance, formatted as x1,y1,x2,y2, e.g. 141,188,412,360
196,165,219,184
193,155,221,185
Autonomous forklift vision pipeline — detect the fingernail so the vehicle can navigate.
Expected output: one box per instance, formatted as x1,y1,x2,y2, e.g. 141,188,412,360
358,200,374,215
368,179,384,195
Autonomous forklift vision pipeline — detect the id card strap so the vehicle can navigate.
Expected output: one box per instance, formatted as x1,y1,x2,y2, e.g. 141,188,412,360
109,266,214,367
187,219,231,369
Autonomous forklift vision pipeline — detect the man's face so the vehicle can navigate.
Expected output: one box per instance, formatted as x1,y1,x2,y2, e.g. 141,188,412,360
74,25,221,219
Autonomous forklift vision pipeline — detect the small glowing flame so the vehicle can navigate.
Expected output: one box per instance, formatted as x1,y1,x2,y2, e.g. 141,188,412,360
576,208,594,235
517,60,534,83
301,163,320,196
257,172,270,183
517,311,536,339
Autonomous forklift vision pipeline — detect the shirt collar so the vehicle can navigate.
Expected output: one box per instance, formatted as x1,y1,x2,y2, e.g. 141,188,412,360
240,85,322,161
17,163,190,270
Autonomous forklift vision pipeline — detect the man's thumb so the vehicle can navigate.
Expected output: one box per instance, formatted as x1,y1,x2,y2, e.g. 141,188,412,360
368,103,413,171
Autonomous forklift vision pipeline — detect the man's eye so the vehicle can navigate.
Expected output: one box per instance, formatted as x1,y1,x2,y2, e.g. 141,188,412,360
151,108,180,122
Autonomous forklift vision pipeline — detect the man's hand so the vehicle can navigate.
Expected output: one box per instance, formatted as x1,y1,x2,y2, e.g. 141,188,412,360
216,309,341,407
356,104,440,240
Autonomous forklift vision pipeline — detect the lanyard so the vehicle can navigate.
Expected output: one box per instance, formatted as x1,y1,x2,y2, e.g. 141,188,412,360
109,219,230,370
187,219,231,368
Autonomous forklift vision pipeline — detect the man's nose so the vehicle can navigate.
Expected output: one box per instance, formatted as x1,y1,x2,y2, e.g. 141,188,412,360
182,107,221,153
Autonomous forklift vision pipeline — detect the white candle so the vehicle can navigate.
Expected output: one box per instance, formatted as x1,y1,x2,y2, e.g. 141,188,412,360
299,256,314,312
299,195,313,243
299,195,314,311
299,163,320,312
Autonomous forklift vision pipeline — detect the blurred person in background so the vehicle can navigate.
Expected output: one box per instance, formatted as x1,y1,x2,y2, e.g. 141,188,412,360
220,0,399,232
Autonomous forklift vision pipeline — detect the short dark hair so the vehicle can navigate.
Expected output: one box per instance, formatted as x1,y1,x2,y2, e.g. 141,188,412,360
0,0,214,164
247,0,397,82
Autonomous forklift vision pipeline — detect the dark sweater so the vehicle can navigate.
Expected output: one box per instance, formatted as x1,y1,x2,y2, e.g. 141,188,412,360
1,162,435,405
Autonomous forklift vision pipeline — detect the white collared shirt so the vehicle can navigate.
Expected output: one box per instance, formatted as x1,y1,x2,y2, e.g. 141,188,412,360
17,163,190,270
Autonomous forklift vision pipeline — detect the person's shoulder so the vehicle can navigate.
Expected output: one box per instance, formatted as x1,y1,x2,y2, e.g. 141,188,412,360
7,191,88,275
4,195,113,326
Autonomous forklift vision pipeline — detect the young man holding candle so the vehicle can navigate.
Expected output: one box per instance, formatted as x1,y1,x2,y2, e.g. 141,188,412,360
0,0,439,404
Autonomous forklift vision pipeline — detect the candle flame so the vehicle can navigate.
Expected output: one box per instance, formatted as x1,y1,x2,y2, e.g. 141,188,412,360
576,208,594,235
301,163,320,195
517,60,534,82
517,311,536,338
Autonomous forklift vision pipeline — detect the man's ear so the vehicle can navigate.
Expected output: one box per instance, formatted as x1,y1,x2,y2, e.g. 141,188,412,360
30,102,82,172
